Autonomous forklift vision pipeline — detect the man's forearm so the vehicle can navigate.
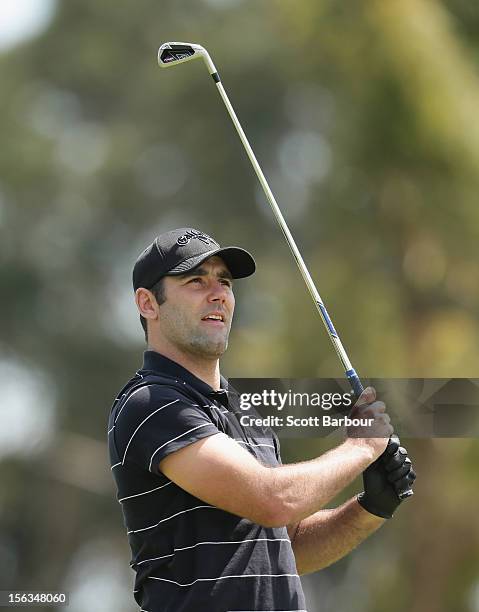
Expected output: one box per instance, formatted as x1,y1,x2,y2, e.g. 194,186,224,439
265,439,377,526
290,496,385,575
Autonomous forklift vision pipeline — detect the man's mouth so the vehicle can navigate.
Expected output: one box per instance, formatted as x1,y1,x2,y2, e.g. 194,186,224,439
201,313,225,325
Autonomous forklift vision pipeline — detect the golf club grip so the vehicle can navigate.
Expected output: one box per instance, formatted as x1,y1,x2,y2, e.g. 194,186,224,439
346,370,364,397
351,378,413,500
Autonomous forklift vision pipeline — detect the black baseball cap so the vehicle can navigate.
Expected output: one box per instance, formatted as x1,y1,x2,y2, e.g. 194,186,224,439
133,227,256,291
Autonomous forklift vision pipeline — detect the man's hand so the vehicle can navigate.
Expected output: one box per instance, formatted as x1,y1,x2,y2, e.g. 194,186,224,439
357,434,417,519
346,387,394,462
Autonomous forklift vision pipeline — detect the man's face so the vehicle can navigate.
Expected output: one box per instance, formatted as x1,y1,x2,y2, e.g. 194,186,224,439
156,256,235,359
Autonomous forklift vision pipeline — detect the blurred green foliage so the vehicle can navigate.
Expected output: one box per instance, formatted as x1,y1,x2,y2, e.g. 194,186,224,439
0,0,478,610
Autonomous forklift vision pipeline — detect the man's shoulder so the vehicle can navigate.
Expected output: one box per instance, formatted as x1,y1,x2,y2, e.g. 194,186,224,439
113,370,206,413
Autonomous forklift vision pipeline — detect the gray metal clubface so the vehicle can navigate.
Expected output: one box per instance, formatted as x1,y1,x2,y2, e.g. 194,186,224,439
158,42,217,75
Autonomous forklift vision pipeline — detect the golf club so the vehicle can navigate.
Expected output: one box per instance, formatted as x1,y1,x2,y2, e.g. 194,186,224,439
158,41,413,499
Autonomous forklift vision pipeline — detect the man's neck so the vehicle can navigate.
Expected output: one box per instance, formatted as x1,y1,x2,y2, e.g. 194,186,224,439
147,341,221,390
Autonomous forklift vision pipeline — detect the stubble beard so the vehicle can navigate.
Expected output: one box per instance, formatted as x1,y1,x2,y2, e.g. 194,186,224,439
188,330,229,358
162,306,231,359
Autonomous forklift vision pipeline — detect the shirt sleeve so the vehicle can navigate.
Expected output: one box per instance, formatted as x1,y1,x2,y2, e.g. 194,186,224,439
271,428,282,465
113,384,220,475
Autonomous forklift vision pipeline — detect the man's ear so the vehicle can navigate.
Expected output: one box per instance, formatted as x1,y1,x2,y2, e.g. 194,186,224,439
135,288,159,321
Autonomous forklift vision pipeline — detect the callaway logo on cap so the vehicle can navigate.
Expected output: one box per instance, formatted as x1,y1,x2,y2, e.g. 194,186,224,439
176,229,218,247
133,227,256,291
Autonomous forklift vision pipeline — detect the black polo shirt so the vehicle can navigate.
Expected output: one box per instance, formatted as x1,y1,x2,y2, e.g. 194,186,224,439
108,351,307,612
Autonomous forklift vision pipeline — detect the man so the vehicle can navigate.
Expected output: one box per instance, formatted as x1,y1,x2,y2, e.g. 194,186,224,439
108,227,416,612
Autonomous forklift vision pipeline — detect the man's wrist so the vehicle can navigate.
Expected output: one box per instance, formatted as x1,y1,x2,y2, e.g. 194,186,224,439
342,438,377,467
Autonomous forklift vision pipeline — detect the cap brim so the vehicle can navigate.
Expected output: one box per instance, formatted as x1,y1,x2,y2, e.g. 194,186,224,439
167,246,256,279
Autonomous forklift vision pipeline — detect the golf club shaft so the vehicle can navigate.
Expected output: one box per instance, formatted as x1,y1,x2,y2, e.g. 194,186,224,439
214,80,362,396
158,44,360,393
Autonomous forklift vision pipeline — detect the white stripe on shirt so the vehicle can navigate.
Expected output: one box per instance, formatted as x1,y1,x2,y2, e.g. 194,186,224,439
236,440,276,450
114,384,158,424
127,505,216,535
148,573,301,587
121,399,179,465
133,537,292,566
148,422,214,472
118,481,172,503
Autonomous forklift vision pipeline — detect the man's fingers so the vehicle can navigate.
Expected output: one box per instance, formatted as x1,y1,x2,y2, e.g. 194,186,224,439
393,468,416,496
355,401,386,419
393,479,413,498
387,458,412,483
356,386,376,407
384,446,408,471
368,401,386,415
390,460,416,493
385,435,400,455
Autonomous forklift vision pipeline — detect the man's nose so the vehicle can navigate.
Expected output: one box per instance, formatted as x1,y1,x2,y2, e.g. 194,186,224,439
208,280,228,302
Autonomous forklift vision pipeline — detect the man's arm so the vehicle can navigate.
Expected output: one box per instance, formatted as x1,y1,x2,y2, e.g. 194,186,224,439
160,432,385,527
287,498,384,575
159,389,392,527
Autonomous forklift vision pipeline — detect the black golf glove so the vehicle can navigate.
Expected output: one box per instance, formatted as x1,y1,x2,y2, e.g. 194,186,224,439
357,435,416,519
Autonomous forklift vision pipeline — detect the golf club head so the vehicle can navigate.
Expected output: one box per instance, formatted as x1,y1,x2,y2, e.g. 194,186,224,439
158,42,217,75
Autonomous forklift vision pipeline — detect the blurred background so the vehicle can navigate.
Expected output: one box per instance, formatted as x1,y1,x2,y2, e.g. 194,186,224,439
0,0,478,610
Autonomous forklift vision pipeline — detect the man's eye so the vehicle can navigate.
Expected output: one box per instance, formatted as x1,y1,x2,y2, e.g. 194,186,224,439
220,279,232,287
190,278,202,283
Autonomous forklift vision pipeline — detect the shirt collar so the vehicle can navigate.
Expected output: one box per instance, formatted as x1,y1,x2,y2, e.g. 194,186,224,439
140,350,229,407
